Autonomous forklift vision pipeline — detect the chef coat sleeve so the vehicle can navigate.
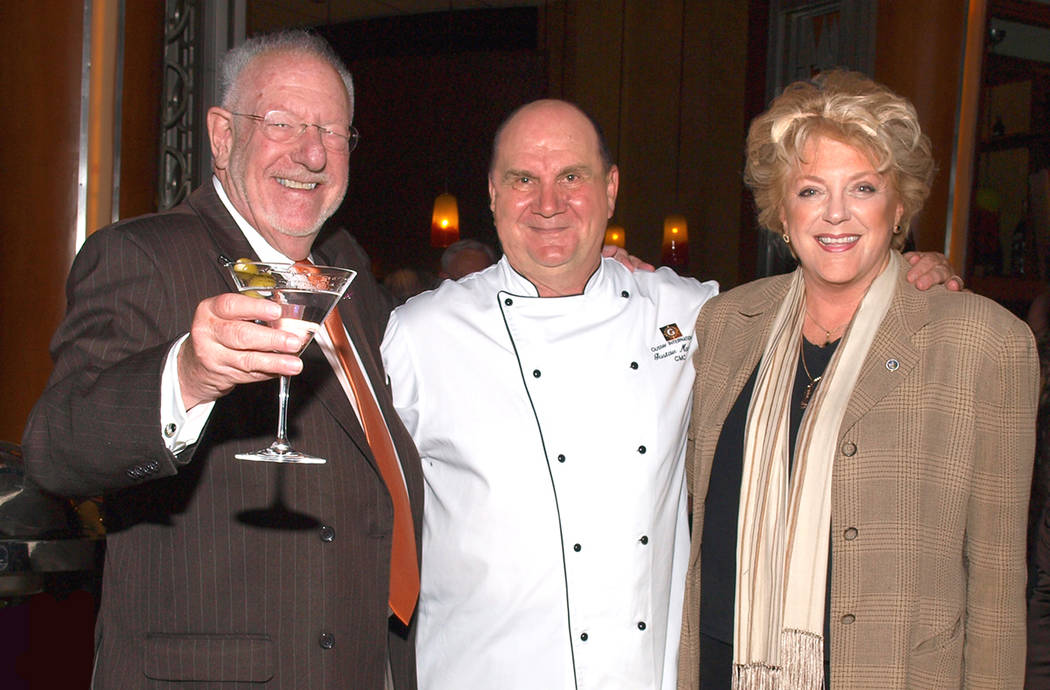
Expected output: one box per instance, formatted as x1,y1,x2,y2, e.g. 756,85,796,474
380,309,423,438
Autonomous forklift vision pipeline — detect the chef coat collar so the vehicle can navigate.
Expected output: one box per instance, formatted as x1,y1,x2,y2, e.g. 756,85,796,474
497,255,607,298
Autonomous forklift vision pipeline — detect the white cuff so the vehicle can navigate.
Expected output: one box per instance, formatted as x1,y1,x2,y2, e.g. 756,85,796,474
161,334,214,454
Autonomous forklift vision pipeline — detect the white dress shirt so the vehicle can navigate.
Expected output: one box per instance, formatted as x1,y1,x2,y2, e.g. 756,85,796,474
382,256,717,690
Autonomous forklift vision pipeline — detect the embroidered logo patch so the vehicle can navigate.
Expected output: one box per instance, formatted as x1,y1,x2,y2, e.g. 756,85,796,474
660,323,683,341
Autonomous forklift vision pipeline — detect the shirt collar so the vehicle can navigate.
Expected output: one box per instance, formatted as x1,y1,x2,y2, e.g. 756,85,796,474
497,255,608,298
212,175,293,264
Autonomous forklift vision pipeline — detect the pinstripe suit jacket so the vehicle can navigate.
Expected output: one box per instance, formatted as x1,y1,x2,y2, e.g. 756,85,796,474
22,183,423,689
678,257,1038,689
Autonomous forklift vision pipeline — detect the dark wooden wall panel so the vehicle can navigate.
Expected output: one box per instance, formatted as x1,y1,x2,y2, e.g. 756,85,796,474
875,0,970,254
0,2,165,443
119,0,165,218
0,2,83,442
319,10,546,277
688,1,750,287
547,0,751,286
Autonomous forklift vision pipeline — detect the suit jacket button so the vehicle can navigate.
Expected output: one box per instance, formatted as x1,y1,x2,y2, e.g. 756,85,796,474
319,525,335,542
841,613,856,625
319,632,335,649
841,441,857,457
844,527,858,541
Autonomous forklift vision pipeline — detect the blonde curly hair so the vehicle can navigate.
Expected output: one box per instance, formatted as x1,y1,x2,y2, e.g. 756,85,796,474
744,70,935,250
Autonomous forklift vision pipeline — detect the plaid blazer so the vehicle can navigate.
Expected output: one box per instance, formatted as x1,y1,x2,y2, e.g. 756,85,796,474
23,182,423,689
678,257,1038,689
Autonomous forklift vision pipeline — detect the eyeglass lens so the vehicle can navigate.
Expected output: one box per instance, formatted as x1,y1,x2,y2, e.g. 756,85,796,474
253,111,359,153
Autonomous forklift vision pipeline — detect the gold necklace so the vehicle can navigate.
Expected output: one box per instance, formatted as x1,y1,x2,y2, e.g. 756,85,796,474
799,340,822,410
805,309,847,345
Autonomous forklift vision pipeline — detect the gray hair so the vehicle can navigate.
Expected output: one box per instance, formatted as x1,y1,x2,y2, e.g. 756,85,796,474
440,239,497,273
219,30,354,116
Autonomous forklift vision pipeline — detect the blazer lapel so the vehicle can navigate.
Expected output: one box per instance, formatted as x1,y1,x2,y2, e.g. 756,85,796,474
840,267,927,435
694,278,784,444
689,277,786,505
714,280,783,422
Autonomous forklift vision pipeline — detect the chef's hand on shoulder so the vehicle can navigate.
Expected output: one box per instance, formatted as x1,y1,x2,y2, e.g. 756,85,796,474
903,251,964,292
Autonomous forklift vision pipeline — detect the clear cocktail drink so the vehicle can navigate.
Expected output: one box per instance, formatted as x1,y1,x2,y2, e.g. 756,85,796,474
227,260,356,463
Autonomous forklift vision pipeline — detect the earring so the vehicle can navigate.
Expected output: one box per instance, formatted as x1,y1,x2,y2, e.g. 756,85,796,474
782,233,791,244
893,224,902,234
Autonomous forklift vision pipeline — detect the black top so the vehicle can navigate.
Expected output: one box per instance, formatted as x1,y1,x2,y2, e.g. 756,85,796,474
698,337,839,685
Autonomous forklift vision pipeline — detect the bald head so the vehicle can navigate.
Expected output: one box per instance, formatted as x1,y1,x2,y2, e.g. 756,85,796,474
490,99,613,176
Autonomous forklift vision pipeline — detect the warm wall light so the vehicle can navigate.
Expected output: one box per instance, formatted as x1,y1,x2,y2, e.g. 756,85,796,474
604,224,626,248
430,192,460,248
661,214,689,268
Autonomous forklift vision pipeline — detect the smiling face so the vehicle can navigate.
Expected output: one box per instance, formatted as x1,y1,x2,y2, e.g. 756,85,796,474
488,100,618,296
780,135,903,299
208,52,351,260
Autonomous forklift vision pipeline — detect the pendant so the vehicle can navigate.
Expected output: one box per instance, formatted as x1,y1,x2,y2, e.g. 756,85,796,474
801,376,822,409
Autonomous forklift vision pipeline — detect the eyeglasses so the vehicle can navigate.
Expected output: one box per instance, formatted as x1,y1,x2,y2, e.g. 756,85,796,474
230,110,360,153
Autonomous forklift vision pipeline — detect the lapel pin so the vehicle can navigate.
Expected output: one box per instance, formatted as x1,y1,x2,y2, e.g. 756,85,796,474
885,358,900,371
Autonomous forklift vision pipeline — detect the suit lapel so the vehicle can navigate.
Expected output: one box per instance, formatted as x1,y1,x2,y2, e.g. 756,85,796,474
308,244,380,468
840,268,927,435
300,336,375,465
186,182,259,292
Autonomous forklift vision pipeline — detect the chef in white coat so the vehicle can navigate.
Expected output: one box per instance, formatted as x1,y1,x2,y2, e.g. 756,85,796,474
382,99,716,690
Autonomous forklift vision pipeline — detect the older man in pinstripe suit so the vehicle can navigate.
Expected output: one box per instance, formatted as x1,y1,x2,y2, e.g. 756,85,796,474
22,31,422,689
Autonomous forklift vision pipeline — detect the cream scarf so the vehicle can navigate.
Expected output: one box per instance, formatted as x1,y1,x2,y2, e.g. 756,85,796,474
732,252,901,689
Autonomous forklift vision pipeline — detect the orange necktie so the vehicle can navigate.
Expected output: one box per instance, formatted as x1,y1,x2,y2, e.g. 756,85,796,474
315,276,419,624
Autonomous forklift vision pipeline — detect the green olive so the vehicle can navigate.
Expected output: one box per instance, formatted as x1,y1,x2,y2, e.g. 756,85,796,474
232,258,259,274
241,273,276,299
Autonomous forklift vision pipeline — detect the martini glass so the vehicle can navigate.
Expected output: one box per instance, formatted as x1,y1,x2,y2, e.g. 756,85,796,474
227,259,356,464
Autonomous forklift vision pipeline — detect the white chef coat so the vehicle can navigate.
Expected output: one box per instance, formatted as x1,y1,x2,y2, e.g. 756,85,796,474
381,256,717,690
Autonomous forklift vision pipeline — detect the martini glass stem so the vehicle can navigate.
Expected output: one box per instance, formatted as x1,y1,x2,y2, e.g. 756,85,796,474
273,375,293,454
